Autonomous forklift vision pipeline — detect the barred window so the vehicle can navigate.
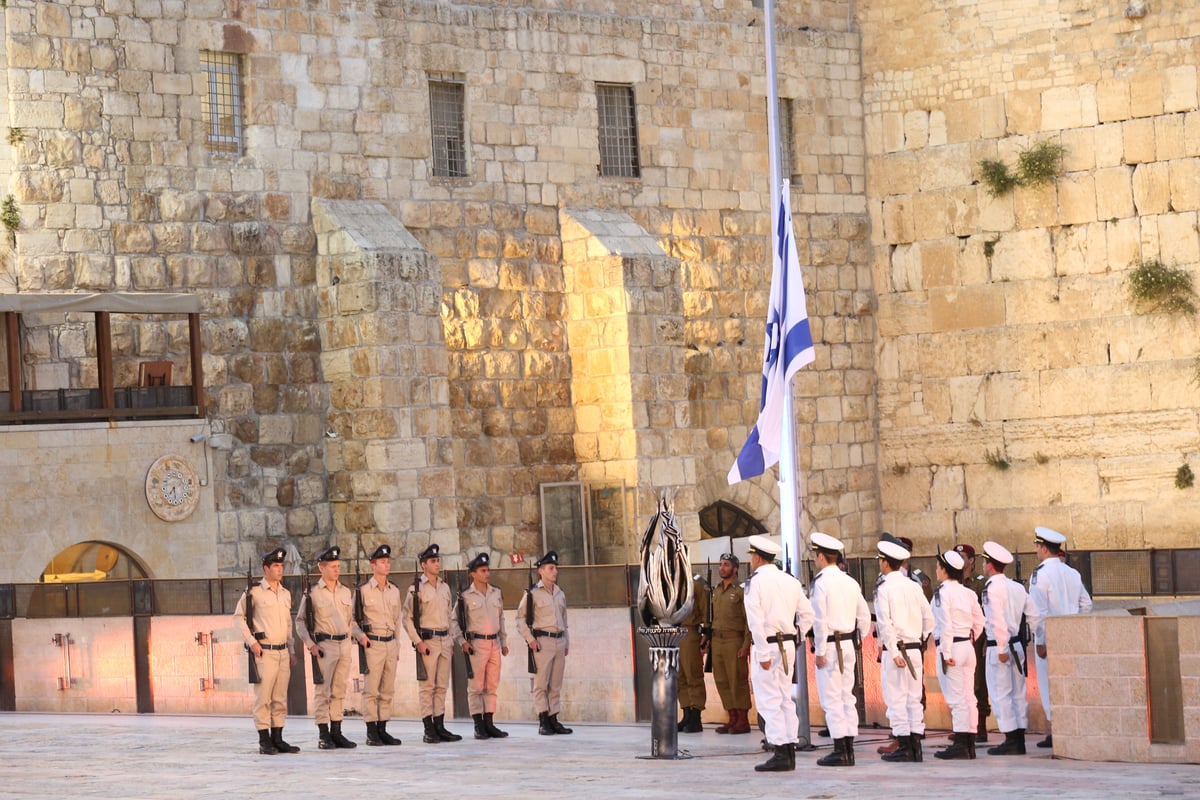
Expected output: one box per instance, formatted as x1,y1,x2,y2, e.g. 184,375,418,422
200,51,243,156
596,83,640,178
778,97,796,183
429,74,468,178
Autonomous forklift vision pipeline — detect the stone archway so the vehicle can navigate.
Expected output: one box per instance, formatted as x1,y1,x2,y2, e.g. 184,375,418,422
39,540,149,583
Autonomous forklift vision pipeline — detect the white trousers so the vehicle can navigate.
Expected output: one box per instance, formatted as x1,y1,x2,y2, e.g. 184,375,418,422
750,641,798,746
935,639,978,733
1035,650,1051,720
881,648,925,736
985,643,1029,733
815,639,859,739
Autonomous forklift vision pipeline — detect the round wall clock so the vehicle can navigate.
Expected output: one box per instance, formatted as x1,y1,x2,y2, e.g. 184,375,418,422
145,454,201,522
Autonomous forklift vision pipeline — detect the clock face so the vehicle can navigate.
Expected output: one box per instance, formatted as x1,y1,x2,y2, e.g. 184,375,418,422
145,455,201,522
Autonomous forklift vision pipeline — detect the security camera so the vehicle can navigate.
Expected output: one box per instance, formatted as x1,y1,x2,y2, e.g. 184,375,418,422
189,433,206,443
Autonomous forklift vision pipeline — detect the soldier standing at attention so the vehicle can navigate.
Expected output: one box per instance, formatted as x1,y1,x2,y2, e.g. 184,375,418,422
953,543,991,743
404,543,463,744
234,546,299,755
295,545,361,750
708,553,752,735
1028,526,1092,750
357,543,403,746
677,574,709,733
459,552,510,740
981,541,1042,756
516,550,574,735
931,549,985,760
810,532,872,768
744,535,815,773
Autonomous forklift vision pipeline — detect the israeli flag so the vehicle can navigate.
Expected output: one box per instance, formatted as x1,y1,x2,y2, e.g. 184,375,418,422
727,189,815,484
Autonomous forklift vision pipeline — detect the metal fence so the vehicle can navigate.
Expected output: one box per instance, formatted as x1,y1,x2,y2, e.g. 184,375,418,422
0,550,1195,620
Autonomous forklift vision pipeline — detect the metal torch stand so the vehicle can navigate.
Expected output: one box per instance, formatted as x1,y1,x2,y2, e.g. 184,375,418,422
637,626,691,760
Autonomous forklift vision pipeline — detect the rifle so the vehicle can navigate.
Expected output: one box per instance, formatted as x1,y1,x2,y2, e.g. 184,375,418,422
244,558,261,685
411,561,429,682
524,564,537,675
354,540,369,676
702,563,714,673
304,560,325,685
456,573,475,681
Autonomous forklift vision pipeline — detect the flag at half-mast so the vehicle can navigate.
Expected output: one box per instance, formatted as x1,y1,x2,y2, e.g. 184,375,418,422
727,188,815,484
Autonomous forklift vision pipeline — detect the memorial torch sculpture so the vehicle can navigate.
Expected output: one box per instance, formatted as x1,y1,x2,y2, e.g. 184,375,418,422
635,491,695,759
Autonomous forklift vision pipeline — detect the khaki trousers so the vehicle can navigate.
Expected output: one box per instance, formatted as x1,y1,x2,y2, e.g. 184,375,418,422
311,639,351,724
362,637,398,722
253,648,290,730
418,634,455,717
531,636,566,715
466,637,502,715
711,634,750,710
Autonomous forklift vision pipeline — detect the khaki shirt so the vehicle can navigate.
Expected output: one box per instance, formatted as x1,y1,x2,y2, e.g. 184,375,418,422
683,578,708,628
711,579,751,648
403,574,461,645
234,579,294,653
457,583,507,648
295,579,362,648
358,576,402,637
516,581,569,650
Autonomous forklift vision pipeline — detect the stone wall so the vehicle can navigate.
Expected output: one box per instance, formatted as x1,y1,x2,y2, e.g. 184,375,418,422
859,0,1200,552
0,0,872,580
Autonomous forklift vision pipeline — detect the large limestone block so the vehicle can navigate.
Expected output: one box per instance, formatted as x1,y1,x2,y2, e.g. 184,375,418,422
1041,85,1097,132
1053,222,1109,277
1157,212,1200,266
1094,165,1135,221
928,285,1004,332
1057,172,1096,225
990,227,1051,282
1123,117,1156,164
1132,162,1171,215
1169,158,1200,212
1164,65,1199,114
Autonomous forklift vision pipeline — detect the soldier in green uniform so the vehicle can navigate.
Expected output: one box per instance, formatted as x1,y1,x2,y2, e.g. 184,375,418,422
706,553,751,734
677,575,709,733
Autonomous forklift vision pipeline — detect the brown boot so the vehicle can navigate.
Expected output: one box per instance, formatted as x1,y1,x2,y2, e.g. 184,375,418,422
729,708,751,734
715,711,734,734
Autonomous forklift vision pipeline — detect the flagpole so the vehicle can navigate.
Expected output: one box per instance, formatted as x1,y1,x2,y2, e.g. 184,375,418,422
762,0,811,748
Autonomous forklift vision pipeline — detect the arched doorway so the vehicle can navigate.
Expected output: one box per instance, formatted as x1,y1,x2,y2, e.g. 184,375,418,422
39,541,148,583
698,500,767,540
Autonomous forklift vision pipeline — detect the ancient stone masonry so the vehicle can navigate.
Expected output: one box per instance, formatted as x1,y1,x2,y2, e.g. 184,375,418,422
0,0,872,580
860,0,1200,551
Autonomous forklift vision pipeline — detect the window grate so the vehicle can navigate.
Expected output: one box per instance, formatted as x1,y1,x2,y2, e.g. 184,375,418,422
778,97,796,183
200,51,243,156
597,83,640,178
429,75,467,178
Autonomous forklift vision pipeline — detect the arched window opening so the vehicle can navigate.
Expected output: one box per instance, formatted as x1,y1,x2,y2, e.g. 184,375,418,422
40,541,148,583
698,501,766,540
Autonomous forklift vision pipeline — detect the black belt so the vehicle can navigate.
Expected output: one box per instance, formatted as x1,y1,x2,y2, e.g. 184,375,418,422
260,643,287,651
532,629,563,638
314,633,347,642
882,641,923,651
366,634,394,642
986,639,1024,647
467,632,499,640
934,636,971,645
766,633,798,644
826,632,854,643
419,629,449,639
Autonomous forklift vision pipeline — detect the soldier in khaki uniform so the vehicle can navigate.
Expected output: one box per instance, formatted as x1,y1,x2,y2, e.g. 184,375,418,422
234,546,299,755
403,543,463,744
516,550,573,735
677,575,709,733
458,552,510,739
707,553,751,734
295,545,361,750
356,543,403,746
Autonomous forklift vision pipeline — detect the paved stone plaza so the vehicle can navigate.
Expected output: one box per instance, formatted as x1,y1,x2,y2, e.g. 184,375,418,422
0,713,1195,799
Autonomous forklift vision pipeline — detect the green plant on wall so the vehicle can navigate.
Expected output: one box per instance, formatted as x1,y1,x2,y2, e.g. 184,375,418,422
1176,463,1194,490
1127,257,1197,315
979,141,1067,196
0,195,19,247
6,127,23,146
984,448,1010,470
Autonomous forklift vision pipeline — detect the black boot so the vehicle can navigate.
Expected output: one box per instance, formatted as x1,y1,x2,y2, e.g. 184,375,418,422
330,720,357,749
422,716,439,744
881,734,913,762
258,728,278,755
1037,733,1053,749
844,736,856,766
483,712,508,738
549,713,573,735
976,713,989,743
682,707,702,733
677,707,691,732
318,722,335,750
754,744,795,772
967,731,976,759
817,736,846,767
538,711,556,735
377,720,402,746
987,729,1025,756
365,721,383,746
271,727,300,753
434,714,462,742
473,713,490,740
911,732,923,763
935,732,973,760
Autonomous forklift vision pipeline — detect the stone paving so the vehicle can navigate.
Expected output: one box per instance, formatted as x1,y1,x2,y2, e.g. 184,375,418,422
0,713,1196,799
